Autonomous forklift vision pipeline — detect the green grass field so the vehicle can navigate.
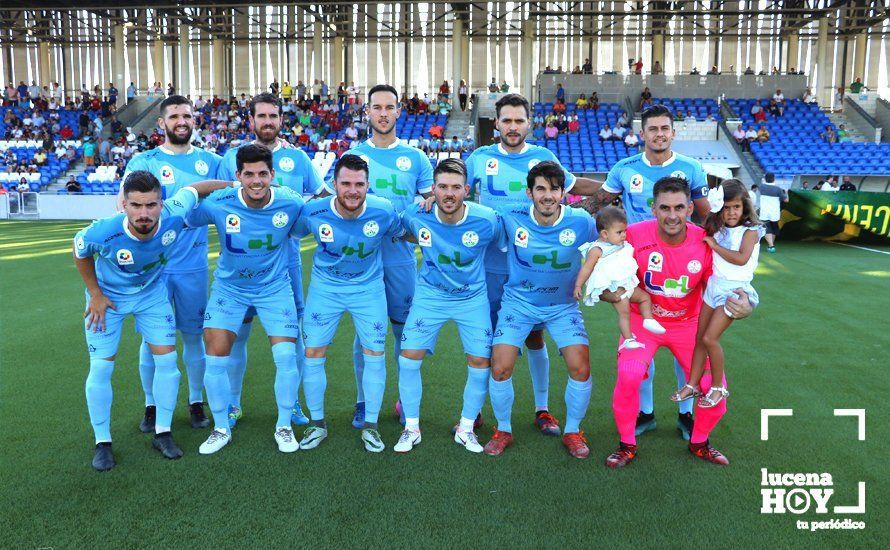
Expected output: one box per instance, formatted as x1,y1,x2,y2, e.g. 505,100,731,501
1,220,887,547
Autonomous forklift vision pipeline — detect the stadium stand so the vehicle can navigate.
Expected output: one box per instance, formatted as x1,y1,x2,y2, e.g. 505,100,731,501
652,97,723,121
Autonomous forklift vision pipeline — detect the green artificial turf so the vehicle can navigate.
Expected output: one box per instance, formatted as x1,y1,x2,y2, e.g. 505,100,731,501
1,220,887,547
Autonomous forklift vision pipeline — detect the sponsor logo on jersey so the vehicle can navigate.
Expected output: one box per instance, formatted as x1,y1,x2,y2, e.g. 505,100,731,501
363,220,379,237
514,227,529,248
418,227,432,247
225,214,241,233
630,174,644,193
116,249,134,265
159,165,175,184
195,160,210,176
319,223,334,242
161,230,177,246
272,212,289,228
671,170,687,180
278,157,295,172
462,230,479,247
687,260,702,273
647,251,663,272
485,158,499,176
559,228,576,246
528,158,541,170
396,156,412,171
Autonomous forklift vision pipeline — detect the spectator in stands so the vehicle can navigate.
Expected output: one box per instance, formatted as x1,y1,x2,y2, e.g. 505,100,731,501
757,125,770,142
568,115,580,133
544,121,559,140
836,124,851,142
320,80,329,100
83,137,96,166
532,123,545,140
126,82,136,104
571,66,582,75
17,177,29,193
821,125,837,143
639,87,652,109
439,80,450,99
553,99,566,114
458,80,468,110
576,94,588,109
743,66,754,75
839,177,856,191
821,176,839,192
750,100,764,117
674,109,684,121
553,114,567,133
167,83,174,96
773,88,785,106
707,65,719,75
447,136,464,152
834,87,845,112
705,112,716,122
589,91,600,110
768,99,782,118
633,58,643,74
429,121,444,140
623,129,640,150
556,83,565,103
500,81,510,93
652,61,663,75
690,67,700,75
850,77,864,94
684,110,696,122
617,110,629,127
745,125,758,146
488,78,499,93
803,87,817,104
99,138,112,163
582,58,592,73
66,175,81,193
598,124,613,141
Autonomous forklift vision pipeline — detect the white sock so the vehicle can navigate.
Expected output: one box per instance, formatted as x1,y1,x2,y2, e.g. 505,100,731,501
459,417,475,433
642,318,666,334
405,418,420,431
155,425,171,434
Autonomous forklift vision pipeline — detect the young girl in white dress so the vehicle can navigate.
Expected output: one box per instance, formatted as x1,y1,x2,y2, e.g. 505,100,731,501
573,207,665,350
671,179,764,407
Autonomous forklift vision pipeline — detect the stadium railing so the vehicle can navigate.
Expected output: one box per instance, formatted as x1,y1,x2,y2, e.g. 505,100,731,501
5,191,40,219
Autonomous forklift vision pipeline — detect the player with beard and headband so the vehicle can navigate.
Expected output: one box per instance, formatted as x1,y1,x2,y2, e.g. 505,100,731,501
120,95,222,435
341,84,433,430
217,92,329,430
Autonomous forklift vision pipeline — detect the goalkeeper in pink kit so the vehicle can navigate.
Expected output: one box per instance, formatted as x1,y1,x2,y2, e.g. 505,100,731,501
605,176,753,468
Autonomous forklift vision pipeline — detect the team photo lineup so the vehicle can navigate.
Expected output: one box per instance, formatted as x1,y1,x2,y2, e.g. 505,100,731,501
78,87,761,472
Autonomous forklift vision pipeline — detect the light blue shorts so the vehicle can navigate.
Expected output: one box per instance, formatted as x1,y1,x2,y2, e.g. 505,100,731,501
401,286,493,358
384,263,417,323
486,271,545,333
203,280,300,338
303,281,389,352
493,298,588,350
245,263,304,322
703,275,760,311
164,270,208,334
85,284,177,359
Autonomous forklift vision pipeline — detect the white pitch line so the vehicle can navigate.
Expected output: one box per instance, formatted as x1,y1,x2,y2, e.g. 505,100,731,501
829,241,890,255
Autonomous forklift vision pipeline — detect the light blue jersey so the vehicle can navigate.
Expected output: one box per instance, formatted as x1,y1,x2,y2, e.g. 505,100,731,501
74,187,198,300
187,186,305,290
123,146,222,272
501,205,596,307
296,195,404,289
400,202,505,299
465,143,576,274
602,152,708,224
342,140,433,266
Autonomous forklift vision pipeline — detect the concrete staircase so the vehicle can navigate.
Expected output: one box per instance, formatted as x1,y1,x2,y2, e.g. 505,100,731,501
443,108,473,141
742,151,765,183
46,158,86,193
825,112,868,142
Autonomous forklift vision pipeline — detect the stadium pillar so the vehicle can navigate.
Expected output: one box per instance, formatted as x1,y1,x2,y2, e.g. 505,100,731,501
288,6,299,84
154,38,166,88
786,32,799,72
452,18,463,98
212,36,225,97
38,40,52,88
815,17,830,105
178,23,191,97
652,33,665,69
333,36,344,86
313,21,324,82
521,19,534,100
852,32,867,83
112,24,125,101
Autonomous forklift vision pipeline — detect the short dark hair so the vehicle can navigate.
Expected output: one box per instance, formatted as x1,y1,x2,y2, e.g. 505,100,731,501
652,176,690,200
159,95,192,116
764,172,775,183
595,206,627,232
526,160,565,190
122,170,161,198
495,93,530,119
334,154,370,181
433,158,467,183
641,104,673,128
236,143,274,172
249,92,281,116
367,84,399,105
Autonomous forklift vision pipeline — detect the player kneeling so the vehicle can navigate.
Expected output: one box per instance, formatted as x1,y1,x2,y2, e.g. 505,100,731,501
393,159,504,453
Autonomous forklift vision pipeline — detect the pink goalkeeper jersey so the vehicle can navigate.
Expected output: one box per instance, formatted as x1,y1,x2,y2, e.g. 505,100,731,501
626,220,713,323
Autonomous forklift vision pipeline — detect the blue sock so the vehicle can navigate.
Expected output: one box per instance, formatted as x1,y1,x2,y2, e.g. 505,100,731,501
293,321,305,403
352,335,365,403
302,356,327,421
271,342,300,427
391,323,404,368
489,376,514,433
228,323,252,408
397,356,423,420
138,340,155,406
362,353,387,424
461,366,490,421
527,344,550,411
203,355,231,431
639,360,656,414
85,358,115,443
182,332,206,404
151,351,180,432
674,358,693,415
564,376,593,434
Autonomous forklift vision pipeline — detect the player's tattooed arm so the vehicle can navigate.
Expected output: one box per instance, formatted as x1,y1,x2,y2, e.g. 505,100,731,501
73,251,116,332
571,188,620,215
569,177,605,196
188,179,235,198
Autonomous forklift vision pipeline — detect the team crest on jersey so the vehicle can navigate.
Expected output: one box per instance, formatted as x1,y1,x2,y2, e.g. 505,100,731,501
630,174,644,194
514,227,529,248
161,230,177,246
528,159,541,171
687,260,702,274
418,227,432,247
485,159,499,176
225,214,241,233
273,212,289,228
363,220,379,237
194,160,210,176
396,156,412,172
647,251,663,272
278,157,295,172
559,228,576,246
319,223,334,242
75,236,85,250
159,165,175,184
671,170,687,180
116,249,134,265
462,231,479,247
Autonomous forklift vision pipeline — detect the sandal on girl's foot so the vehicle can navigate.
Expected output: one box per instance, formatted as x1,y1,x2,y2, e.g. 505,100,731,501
670,384,700,402
619,337,644,351
698,386,729,408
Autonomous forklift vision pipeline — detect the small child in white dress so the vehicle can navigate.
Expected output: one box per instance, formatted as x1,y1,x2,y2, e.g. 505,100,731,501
573,207,665,350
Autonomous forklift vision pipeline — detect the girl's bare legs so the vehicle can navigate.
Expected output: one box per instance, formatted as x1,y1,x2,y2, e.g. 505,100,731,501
671,304,715,402
698,307,734,407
